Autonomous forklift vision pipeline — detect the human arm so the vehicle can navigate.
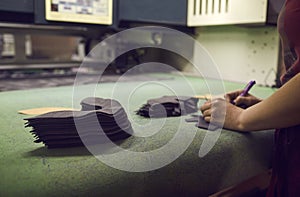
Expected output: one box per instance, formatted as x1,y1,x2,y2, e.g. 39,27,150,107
200,73,300,131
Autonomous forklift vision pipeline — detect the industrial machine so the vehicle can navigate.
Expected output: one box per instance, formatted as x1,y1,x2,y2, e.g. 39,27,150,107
0,0,284,88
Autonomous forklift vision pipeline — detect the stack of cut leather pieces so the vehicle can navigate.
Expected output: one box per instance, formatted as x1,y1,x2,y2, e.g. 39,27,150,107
24,97,133,148
136,96,199,118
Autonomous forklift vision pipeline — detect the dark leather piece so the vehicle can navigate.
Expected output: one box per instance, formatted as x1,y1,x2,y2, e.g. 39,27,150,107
24,97,133,148
185,115,220,131
136,96,199,118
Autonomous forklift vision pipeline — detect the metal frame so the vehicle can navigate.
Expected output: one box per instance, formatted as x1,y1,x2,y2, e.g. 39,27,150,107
187,0,269,26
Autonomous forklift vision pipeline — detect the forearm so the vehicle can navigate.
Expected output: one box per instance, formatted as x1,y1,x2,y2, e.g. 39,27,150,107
238,73,300,131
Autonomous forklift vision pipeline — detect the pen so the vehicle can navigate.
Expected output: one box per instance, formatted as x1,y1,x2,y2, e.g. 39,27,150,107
231,80,256,105
240,80,256,97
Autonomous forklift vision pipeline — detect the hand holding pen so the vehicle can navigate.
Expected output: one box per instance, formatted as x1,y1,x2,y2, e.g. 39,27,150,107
200,80,260,126
225,80,262,108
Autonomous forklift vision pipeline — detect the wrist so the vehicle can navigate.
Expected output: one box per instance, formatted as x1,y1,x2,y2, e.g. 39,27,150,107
236,110,248,131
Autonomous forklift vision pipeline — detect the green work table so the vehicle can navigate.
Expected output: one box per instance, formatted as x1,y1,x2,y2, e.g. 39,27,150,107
0,74,275,196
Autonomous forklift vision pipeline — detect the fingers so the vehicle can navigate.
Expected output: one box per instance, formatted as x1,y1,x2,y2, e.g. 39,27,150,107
233,96,248,106
202,107,211,117
200,97,246,130
200,100,211,122
203,115,211,122
234,95,261,107
200,98,226,123
202,108,212,123
225,90,243,103
225,90,260,108
200,100,212,112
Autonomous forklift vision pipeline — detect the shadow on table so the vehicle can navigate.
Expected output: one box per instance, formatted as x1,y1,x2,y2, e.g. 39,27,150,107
24,146,93,157
24,137,132,157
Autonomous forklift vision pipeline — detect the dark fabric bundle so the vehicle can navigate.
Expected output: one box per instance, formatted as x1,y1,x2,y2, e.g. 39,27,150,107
24,97,133,148
185,115,219,131
136,96,199,118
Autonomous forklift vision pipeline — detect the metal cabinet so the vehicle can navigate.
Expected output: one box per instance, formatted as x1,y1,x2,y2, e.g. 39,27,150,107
119,0,284,26
0,0,284,27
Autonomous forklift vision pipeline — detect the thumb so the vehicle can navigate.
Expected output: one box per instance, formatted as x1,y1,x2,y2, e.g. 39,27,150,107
234,96,251,106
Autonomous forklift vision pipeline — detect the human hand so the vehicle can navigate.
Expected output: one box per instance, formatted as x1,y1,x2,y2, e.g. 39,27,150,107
200,98,245,131
225,90,262,108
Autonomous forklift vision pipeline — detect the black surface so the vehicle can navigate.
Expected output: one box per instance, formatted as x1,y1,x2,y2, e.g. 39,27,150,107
0,0,33,13
0,71,173,92
119,0,187,26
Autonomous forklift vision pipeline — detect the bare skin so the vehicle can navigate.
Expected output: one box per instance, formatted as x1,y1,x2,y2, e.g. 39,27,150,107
200,73,300,132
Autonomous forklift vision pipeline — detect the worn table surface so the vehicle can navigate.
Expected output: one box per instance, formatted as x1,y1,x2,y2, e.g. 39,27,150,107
0,73,275,196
